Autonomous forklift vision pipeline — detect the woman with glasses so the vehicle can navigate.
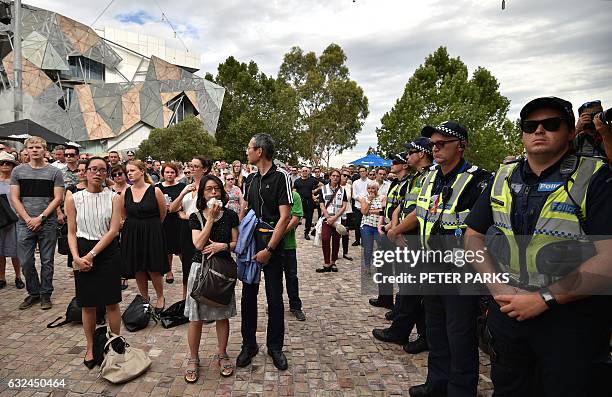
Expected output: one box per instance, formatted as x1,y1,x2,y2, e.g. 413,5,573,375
224,172,245,216
316,169,348,273
231,160,244,188
184,175,238,382
0,152,24,290
358,181,385,275
119,160,168,313
64,157,122,369
339,172,353,261
168,156,212,298
157,162,186,284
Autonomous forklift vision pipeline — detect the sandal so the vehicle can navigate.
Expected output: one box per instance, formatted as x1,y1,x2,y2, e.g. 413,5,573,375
215,353,234,377
165,273,174,284
184,357,199,383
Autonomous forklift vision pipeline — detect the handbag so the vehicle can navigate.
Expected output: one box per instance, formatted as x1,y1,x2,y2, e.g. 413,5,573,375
100,334,151,383
159,300,189,329
122,295,156,332
0,194,18,230
57,223,69,255
47,297,106,328
93,326,109,366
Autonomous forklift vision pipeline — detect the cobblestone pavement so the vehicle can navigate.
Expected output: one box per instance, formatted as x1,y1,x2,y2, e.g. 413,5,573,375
0,225,492,396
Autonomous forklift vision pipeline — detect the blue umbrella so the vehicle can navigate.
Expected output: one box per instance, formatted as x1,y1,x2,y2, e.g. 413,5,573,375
349,153,391,167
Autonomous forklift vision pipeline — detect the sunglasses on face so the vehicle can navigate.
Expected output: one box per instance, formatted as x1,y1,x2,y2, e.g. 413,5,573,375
341,174,349,177
368,173,375,176
430,139,460,149
521,117,566,134
0,161,14,166
226,177,234,181
65,153,77,157
112,172,124,177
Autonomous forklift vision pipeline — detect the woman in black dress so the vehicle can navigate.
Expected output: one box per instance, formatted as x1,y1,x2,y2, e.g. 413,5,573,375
65,157,122,369
119,160,168,313
156,162,186,284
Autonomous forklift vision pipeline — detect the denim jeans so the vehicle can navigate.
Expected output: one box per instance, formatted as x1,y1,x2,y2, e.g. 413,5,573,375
241,252,285,350
282,249,302,311
360,224,380,268
16,219,57,297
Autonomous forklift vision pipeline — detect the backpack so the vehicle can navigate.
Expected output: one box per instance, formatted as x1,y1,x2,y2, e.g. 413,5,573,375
47,297,106,328
121,295,156,332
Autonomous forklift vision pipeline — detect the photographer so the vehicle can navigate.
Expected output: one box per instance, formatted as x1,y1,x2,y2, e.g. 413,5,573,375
574,100,606,158
593,107,612,163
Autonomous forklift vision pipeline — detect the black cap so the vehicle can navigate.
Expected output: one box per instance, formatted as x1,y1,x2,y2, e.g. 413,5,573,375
421,121,468,141
520,97,575,127
403,137,432,155
390,152,408,164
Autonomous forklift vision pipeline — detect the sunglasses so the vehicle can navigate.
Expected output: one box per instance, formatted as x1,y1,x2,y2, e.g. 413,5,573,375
341,174,350,177
0,161,14,166
112,172,124,177
521,117,566,134
65,153,77,157
368,173,375,176
430,139,460,149
226,177,234,181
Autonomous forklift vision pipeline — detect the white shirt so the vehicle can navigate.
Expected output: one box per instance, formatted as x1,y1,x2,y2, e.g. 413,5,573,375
341,182,352,215
51,161,67,170
378,180,391,198
182,191,198,216
73,188,116,240
352,178,369,209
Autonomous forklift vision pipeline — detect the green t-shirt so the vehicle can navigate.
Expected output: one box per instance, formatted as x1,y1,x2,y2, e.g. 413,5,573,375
283,191,303,250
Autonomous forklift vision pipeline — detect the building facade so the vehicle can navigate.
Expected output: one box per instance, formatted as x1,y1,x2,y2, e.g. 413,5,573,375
0,1,224,153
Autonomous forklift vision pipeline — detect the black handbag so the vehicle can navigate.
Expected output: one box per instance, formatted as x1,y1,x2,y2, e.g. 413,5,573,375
47,297,106,328
191,255,237,307
122,295,156,332
57,223,69,255
160,300,189,329
0,194,18,230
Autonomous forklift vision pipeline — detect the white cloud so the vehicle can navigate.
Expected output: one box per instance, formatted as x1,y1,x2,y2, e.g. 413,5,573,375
24,0,612,167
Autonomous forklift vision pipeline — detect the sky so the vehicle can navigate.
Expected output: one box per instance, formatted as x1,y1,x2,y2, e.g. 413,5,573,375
25,0,612,166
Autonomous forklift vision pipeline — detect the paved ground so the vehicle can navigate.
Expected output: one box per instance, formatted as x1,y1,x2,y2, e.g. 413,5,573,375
0,225,492,396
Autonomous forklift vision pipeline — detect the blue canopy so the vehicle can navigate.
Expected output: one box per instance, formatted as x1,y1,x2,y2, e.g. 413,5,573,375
349,153,391,167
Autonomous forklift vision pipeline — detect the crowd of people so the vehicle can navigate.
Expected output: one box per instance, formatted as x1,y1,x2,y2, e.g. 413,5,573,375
0,96,611,396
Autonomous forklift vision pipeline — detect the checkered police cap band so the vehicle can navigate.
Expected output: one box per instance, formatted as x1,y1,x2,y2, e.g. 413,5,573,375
436,125,465,140
410,143,432,155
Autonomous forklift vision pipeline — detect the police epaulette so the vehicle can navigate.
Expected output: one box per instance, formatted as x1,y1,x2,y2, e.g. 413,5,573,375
428,164,437,171
466,165,479,174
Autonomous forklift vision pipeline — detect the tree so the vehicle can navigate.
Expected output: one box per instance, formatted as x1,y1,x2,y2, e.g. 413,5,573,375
206,57,300,164
136,116,223,162
376,47,523,171
279,44,369,166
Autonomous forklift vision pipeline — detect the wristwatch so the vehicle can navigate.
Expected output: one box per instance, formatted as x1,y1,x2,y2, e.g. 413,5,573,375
266,245,275,253
89,250,98,258
538,288,558,308
39,213,47,221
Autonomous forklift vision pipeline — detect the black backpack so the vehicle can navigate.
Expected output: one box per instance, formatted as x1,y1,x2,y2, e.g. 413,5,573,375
122,295,156,332
47,297,106,328
160,300,189,329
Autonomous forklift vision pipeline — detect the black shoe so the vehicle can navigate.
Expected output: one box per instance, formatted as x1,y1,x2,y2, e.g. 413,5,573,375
290,309,306,321
19,295,40,310
0,280,6,289
268,349,288,370
369,297,394,310
41,295,52,310
236,345,259,368
304,234,311,241
403,336,428,354
310,229,316,236
408,383,447,397
342,255,353,261
315,266,332,273
372,328,408,345
351,240,360,247
83,358,96,369
15,278,25,289
385,310,397,321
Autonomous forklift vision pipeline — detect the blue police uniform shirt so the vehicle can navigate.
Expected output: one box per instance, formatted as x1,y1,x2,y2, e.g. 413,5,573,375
466,155,612,238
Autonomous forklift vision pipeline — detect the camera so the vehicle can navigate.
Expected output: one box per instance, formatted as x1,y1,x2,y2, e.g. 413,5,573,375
595,108,612,125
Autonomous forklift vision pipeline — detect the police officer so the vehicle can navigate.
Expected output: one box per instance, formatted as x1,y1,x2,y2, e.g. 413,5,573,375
465,97,612,396
375,138,433,353
368,152,413,311
390,122,491,397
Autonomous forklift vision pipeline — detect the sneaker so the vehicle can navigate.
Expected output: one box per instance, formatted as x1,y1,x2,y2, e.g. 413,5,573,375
15,278,25,289
41,295,52,310
290,309,306,321
19,295,40,310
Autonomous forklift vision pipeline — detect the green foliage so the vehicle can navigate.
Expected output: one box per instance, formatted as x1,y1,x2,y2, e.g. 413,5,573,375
136,116,223,162
376,47,523,171
279,44,369,166
207,57,300,164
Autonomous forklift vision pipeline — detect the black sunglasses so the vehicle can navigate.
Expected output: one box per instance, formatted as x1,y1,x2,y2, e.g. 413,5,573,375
65,153,77,157
112,172,124,177
430,139,460,149
521,117,566,134
0,161,14,166
341,174,350,177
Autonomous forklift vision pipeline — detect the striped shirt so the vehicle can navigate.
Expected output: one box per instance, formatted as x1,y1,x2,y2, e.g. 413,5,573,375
72,188,116,240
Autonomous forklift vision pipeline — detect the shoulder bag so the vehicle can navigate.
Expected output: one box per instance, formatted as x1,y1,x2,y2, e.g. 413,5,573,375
100,334,151,383
0,194,18,230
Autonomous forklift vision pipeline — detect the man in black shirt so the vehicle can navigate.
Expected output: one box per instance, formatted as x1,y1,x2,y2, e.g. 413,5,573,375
293,167,322,240
238,133,293,371
465,97,612,396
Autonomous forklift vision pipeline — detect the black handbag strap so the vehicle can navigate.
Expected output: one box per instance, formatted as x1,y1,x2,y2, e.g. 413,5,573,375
47,316,71,328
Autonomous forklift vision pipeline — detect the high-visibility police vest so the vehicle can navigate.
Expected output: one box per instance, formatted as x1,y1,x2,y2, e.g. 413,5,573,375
415,165,479,249
487,156,604,288
384,175,410,223
400,170,427,221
